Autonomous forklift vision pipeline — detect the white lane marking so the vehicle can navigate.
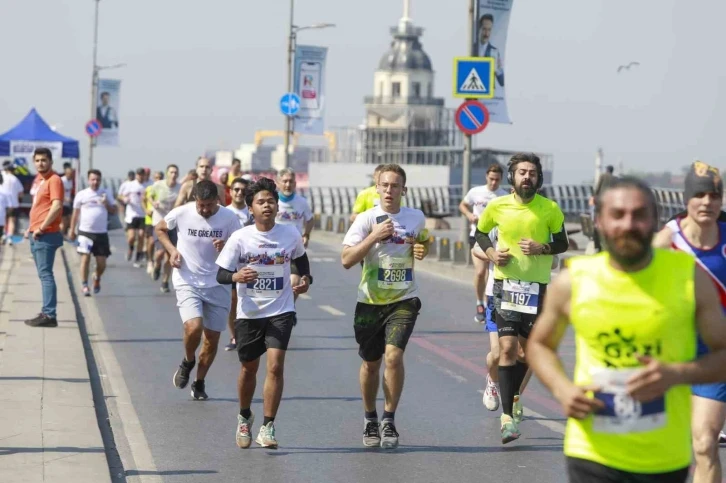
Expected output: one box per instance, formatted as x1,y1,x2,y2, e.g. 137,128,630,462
298,293,312,300
477,390,565,435
318,305,345,316
310,257,336,263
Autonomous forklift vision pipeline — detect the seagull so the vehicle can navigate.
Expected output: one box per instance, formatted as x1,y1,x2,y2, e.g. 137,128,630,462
617,61,640,73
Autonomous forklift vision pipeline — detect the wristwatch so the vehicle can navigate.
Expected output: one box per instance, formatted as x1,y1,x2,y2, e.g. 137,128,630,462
303,274,313,285
541,244,552,255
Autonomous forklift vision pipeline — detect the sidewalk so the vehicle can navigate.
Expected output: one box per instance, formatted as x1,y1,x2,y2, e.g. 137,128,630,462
0,239,111,483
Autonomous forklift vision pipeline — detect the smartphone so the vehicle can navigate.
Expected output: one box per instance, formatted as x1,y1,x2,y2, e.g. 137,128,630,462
299,62,321,111
376,214,392,241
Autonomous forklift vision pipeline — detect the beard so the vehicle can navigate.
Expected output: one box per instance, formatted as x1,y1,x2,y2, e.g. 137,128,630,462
601,230,653,267
514,182,537,200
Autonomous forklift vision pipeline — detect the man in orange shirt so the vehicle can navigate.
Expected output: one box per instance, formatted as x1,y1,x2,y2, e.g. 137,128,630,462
25,148,64,328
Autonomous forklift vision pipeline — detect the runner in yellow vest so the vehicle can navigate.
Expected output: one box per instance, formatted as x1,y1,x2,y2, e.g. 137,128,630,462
528,177,726,483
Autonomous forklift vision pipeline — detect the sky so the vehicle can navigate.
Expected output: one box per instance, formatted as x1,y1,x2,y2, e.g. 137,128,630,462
0,0,724,183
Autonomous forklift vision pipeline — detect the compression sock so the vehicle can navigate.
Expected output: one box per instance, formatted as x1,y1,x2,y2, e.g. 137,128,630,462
498,364,517,416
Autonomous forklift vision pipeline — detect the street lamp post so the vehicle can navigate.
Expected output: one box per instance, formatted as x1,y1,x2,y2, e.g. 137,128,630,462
282,0,334,169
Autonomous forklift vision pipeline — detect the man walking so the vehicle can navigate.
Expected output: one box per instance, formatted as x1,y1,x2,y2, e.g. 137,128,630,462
25,148,64,327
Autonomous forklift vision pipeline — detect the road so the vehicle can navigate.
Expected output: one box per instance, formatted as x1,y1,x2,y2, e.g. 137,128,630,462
67,231,721,483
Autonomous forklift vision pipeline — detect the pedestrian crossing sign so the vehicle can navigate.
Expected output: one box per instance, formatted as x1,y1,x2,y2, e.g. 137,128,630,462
453,57,495,99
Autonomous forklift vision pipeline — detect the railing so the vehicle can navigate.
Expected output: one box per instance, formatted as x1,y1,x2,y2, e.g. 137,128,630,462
83,179,686,223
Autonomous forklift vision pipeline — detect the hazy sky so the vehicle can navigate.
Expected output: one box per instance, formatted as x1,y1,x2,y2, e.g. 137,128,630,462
1,0,724,183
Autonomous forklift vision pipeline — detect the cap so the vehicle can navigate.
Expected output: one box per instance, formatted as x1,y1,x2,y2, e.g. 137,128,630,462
241,174,253,182
684,161,723,201
2,160,13,169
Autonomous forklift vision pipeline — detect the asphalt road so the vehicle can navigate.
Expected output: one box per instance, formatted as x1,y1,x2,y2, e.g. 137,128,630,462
72,231,723,483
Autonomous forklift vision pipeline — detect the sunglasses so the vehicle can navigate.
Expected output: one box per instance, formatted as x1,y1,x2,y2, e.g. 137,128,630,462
232,188,244,192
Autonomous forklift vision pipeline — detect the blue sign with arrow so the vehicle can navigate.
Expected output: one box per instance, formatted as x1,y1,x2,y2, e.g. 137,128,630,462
453,57,495,99
279,92,301,117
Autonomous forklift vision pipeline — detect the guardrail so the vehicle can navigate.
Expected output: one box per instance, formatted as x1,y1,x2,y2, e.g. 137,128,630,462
84,179,686,223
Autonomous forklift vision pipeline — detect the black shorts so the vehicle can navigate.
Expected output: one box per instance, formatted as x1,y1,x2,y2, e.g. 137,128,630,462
6,208,17,218
235,311,296,362
493,279,547,339
290,260,300,276
62,206,73,217
469,236,477,250
144,224,153,236
126,217,145,230
566,457,688,483
353,297,421,361
77,231,112,257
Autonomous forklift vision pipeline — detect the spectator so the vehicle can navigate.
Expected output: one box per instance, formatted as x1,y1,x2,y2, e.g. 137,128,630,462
25,148,64,328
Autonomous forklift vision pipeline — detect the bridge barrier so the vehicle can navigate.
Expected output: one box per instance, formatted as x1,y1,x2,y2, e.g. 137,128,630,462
437,238,451,262
452,241,468,265
313,213,322,230
427,235,437,257
325,216,334,232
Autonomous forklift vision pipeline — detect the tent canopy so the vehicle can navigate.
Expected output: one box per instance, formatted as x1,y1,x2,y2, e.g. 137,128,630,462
0,108,80,159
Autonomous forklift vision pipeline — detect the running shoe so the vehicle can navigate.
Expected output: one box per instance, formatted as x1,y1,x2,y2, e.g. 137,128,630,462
236,413,255,449
224,339,236,352
93,275,101,294
153,265,161,281
133,261,142,268
190,380,208,400
82,284,91,297
719,430,726,444
380,420,399,449
146,261,154,276
173,359,194,389
363,420,381,447
160,282,170,293
513,395,523,424
482,375,500,411
126,250,132,262
255,422,278,449
474,304,486,324
500,414,520,444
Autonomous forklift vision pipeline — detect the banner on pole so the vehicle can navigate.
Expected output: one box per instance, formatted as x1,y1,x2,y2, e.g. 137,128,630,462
96,78,121,146
474,0,514,124
293,45,328,136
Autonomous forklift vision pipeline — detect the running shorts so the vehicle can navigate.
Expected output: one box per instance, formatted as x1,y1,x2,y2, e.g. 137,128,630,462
566,457,688,483
692,382,726,403
77,231,112,258
493,279,547,339
175,284,231,332
235,311,296,362
144,224,153,236
484,296,497,333
62,205,73,217
469,236,477,250
6,208,17,217
126,217,145,230
353,297,420,361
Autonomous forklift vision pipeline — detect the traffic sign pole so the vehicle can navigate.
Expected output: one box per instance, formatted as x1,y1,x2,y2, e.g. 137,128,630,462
461,0,476,245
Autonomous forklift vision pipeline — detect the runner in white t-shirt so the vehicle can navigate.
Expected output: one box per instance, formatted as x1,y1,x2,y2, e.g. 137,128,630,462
1,161,24,244
149,164,181,293
116,168,147,265
69,169,116,296
60,163,75,237
341,164,430,450
459,164,508,324
223,176,252,352
216,177,312,450
0,185,11,240
155,180,241,401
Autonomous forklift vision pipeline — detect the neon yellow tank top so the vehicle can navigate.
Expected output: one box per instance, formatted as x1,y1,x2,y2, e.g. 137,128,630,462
564,249,696,473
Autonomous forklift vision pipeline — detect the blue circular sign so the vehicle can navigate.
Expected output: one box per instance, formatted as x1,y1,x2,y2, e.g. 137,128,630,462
455,100,490,135
279,93,301,117
85,119,102,137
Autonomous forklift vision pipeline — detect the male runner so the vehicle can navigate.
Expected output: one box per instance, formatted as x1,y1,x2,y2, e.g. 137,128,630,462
149,164,181,291
1,160,24,244
143,171,164,275
528,177,726,483
216,177,312,449
223,177,251,352
156,180,241,400
117,167,147,266
69,169,115,296
459,163,507,323
653,161,726,483
60,162,75,236
174,157,225,207
341,163,430,449
350,165,384,223
475,153,568,443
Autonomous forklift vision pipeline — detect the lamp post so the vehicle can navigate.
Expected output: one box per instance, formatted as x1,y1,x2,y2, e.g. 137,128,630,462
282,0,334,169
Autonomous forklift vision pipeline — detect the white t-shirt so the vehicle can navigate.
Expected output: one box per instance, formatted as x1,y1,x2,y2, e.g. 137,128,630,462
61,175,74,207
0,172,23,208
150,181,181,225
226,204,251,226
276,194,313,235
0,191,10,223
164,204,241,288
118,179,146,223
73,188,110,234
343,206,429,305
463,185,508,237
216,223,305,319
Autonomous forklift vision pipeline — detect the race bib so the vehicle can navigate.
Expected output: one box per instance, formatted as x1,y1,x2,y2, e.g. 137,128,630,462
590,368,666,434
246,265,284,298
77,235,94,255
377,256,413,290
501,279,540,314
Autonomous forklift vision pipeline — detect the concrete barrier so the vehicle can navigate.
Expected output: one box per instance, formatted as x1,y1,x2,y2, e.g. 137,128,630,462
325,216,334,232
427,235,437,257
453,241,467,264
314,213,322,230
438,238,451,261
337,217,347,234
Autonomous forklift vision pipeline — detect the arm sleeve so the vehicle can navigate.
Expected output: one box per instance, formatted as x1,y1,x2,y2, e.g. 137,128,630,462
49,177,63,201
291,252,311,277
475,228,494,252
216,267,235,285
548,229,569,255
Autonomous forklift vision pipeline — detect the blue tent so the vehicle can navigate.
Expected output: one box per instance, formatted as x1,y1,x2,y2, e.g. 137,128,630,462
0,108,80,158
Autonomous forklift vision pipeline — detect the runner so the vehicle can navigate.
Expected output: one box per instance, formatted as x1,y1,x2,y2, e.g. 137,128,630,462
0,173,12,247
528,176,726,483
216,177,312,449
475,153,568,443
149,164,181,292
350,165,383,223
0,160,24,245
175,157,225,207
341,163,430,449
60,162,75,237
143,171,164,275
223,177,251,352
653,161,726,483
117,168,147,266
156,180,241,400
459,164,507,323
116,170,135,220
227,158,242,186
276,168,314,302
68,169,115,296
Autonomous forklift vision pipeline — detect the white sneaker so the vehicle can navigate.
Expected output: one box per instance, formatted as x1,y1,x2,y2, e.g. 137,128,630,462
255,422,278,449
483,375,500,411
719,430,726,444
236,413,254,449
146,261,154,275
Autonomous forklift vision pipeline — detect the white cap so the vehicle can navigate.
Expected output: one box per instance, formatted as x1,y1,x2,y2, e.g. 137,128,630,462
241,174,253,181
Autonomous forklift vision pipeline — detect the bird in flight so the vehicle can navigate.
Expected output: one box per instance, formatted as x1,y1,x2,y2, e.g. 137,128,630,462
617,62,640,73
